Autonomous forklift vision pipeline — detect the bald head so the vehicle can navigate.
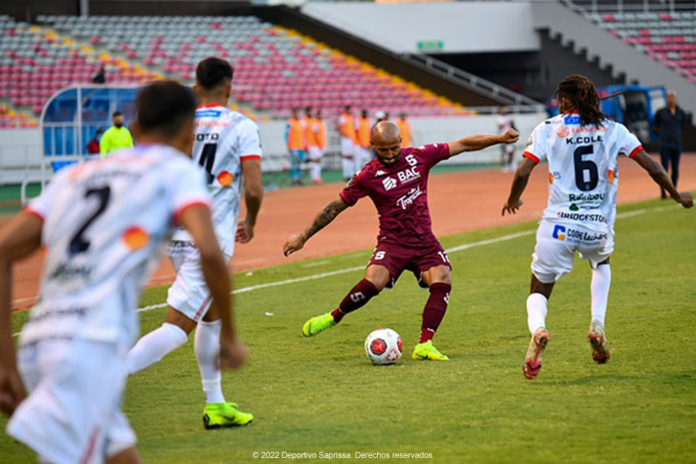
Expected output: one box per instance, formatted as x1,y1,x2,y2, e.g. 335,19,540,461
371,121,402,167
371,121,400,145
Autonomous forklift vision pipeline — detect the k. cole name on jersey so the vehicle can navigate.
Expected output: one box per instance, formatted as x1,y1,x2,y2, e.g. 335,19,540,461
340,143,450,245
523,114,642,231
23,145,210,348
172,105,262,254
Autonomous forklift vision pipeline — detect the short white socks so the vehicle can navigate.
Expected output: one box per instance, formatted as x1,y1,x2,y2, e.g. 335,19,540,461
591,264,611,326
195,319,225,404
527,293,548,334
126,322,188,375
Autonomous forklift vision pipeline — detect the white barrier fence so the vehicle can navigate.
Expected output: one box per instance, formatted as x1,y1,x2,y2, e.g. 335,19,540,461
0,112,547,202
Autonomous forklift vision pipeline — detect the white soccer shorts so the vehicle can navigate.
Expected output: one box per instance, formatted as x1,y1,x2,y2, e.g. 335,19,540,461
167,241,232,322
531,220,614,283
307,146,323,161
340,137,355,157
7,338,136,464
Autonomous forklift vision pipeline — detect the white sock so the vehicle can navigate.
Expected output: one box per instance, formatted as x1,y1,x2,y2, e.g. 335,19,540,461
195,319,225,404
527,293,548,334
310,162,320,181
591,264,611,326
126,322,188,375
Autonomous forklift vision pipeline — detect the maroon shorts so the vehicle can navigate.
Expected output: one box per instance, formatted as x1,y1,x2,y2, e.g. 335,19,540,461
368,239,451,289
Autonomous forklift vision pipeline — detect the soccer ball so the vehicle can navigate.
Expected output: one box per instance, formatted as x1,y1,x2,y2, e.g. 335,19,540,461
364,328,403,365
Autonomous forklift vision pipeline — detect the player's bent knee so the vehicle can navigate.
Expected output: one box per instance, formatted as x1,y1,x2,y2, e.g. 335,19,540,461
365,265,391,291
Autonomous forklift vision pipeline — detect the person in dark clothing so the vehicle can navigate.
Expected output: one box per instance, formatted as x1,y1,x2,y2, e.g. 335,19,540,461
86,128,103,155
92,65,106,84
653,90,686,199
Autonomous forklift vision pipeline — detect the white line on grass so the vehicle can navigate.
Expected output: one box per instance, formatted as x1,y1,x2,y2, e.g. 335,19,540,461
11,204,674,336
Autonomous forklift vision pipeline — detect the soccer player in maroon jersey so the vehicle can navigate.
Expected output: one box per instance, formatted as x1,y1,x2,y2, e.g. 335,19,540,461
283,122,518,360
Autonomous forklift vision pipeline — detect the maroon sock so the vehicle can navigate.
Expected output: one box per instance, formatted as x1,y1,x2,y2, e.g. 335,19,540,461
419,282,451,343
331,279,380,322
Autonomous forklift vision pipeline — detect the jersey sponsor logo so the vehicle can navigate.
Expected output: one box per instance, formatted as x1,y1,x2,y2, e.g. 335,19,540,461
556,211,607,223
26,306,87,324
196,109,223,118
565,135,603,145
396,167,421,184
564,115,580,125
195,132,220,142
569,193,605,202
552,224,607,243
382,177,398,191
375,170,386,176
47,262,94,282
396,185,423,210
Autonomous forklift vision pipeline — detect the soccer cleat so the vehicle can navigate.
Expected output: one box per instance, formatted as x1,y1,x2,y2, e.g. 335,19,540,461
301,312,336,337
588,321,610,364
523,328,550,380
202,402,253,429
412,340,449,361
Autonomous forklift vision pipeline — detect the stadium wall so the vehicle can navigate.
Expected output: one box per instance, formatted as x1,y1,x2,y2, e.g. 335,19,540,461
0,113,546,185
299,2,541,54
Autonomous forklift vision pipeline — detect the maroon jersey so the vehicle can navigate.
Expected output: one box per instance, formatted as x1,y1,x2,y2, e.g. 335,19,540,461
339,143,451,246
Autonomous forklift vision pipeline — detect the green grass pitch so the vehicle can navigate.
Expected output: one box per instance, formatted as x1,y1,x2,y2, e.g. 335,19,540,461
2,197,695,463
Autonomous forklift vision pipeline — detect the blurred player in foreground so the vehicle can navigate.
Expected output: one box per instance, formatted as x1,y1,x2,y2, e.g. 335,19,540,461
284,122,518,360
502,74,693,380
0,80,246,463
126,58,262,428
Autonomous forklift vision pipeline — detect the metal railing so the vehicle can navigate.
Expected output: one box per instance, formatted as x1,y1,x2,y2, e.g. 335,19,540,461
405,54,545,110
561,0,696,14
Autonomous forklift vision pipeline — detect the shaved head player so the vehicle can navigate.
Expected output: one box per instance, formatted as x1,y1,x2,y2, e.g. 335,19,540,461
284,122,518,360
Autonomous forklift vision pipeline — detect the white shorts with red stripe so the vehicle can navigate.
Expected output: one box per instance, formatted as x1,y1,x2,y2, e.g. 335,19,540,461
7,338,136,464
166,241,232,322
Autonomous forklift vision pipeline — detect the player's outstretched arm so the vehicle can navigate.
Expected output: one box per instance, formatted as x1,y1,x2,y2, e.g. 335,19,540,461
632,150,693,208
448,128,519,156
179,205,248,370
283,196,348,256
502,157,537,216
0,211,42,415
236,158,263,243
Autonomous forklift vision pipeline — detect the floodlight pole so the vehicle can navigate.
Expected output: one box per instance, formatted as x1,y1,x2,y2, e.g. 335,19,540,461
80,0,89,17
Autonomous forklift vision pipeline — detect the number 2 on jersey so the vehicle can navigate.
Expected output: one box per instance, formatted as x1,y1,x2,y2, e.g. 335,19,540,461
69,186,111,255
573,145,598,191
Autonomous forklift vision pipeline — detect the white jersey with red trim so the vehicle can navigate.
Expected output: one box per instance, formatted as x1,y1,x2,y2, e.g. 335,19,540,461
22,144,210,347
523,113,642,231
172,105,262,254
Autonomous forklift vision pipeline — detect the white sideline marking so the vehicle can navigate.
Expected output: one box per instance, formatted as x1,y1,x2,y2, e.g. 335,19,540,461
11,205,673,337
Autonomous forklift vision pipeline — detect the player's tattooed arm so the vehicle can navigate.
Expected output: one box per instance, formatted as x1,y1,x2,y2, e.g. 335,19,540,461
283,197,348,256
502,157,537,216
448,128,519,156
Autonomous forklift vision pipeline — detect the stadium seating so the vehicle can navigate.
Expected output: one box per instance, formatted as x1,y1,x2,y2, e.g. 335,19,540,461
0,14,161,123
38,15,465,119
586,10,696,83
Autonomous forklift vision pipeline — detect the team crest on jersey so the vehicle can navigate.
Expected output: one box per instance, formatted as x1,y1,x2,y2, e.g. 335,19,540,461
382,177,397,191
123,226,149,251
556,125,570,138
375,170,386,177
217,171,234,187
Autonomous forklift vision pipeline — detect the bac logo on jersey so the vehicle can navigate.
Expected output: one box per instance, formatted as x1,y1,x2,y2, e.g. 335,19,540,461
123,226,149,250
397,167,420,184
382,177,397,190
556,126,570,138
552,225,566,240
564,115,580,125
